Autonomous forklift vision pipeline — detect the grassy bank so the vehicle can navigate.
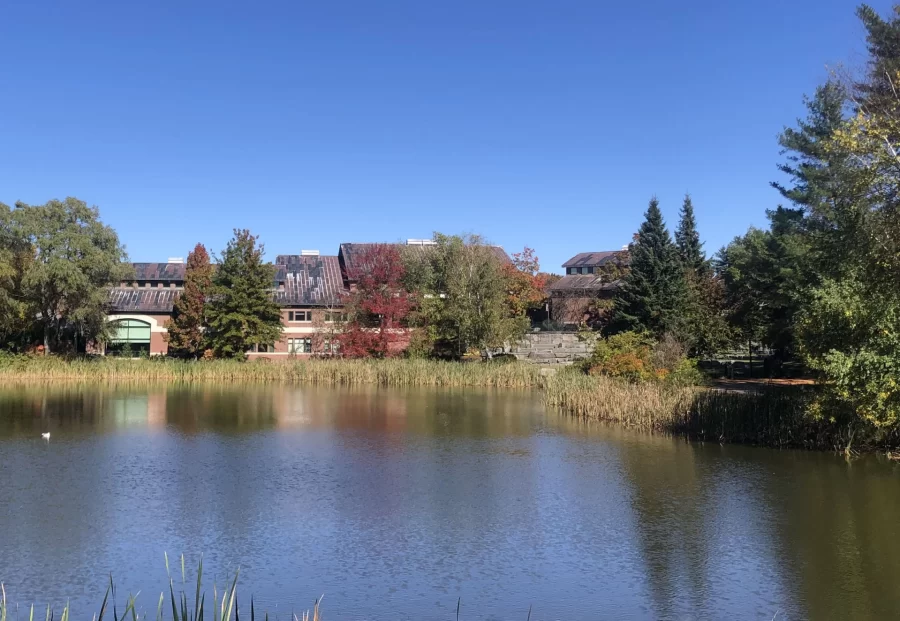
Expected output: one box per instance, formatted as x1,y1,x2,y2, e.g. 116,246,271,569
545,369,885,451
0,354,888,451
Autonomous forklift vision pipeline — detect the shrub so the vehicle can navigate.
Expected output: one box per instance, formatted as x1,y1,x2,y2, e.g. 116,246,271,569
585,331,702,386
585,331,654,381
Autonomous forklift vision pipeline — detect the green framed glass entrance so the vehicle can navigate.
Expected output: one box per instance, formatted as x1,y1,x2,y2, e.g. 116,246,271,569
106,319,152,356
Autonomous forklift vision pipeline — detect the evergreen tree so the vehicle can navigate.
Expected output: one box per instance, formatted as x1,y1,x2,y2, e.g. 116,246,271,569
205,229,282,359
612,198,686,338
856,4,900,114
674,194,706,273
165,243,213,358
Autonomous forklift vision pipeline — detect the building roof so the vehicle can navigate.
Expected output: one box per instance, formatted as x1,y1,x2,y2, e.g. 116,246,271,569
561,251,628,269
273,255,347,306
131,263,186,281
548,275,622,294
109,287,181,312
338,242,511,281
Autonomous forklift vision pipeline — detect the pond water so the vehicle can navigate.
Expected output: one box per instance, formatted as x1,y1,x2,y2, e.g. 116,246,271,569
1,384,899,620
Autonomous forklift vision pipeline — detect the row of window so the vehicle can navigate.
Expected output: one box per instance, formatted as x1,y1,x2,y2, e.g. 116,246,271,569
566,266,596,275
287,310,348,323
251,339,341,354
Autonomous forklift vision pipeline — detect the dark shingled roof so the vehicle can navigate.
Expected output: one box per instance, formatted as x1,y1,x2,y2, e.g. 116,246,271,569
109,287,182,312
548,275,622,294
131,263,186,281
339,242,511,281
273,255,347,306
561,251,627,269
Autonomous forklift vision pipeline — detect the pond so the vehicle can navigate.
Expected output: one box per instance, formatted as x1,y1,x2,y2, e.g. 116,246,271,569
0,384,898,620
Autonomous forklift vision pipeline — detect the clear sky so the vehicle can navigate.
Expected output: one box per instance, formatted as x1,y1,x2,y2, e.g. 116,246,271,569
0,0,887,272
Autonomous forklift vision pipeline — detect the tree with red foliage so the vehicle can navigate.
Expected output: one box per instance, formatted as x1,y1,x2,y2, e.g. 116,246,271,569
165,243,213,358
339,244,412,358
504,246,548,317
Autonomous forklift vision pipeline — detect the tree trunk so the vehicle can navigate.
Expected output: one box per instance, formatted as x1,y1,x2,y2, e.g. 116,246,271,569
43,323,50,354
748,338,753,379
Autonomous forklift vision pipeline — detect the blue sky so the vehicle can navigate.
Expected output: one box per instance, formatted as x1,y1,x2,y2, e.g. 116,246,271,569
0,0,885,272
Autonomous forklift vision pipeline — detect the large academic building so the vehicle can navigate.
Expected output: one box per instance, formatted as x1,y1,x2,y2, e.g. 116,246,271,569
105,240,509,358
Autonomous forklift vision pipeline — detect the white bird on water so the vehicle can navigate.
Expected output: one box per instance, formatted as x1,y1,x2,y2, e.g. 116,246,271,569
41,432,50,440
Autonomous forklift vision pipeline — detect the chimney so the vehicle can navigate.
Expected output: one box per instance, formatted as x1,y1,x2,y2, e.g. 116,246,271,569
301,249,320,256
167,257,184,264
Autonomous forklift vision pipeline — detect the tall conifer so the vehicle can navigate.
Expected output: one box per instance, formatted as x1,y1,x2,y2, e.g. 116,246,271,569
675,194,706,273
205,229,283,358
612,198,686,337
165,243,213,358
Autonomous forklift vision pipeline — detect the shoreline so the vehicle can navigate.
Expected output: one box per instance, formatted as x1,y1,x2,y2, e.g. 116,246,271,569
0,355,892,453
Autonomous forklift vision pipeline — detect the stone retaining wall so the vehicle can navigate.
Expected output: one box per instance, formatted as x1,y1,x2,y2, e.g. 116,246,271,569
509,332,594,365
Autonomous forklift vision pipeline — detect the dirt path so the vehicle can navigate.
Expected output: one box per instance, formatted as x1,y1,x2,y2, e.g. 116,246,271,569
712,378,816,393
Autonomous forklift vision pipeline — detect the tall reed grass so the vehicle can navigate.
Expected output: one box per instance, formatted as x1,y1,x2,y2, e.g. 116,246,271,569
0,556,321,621
0,355,544,388
544,368,868,450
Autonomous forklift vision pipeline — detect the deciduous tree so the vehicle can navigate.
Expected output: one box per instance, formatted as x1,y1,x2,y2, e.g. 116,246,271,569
504,246,547,318
404,233,528,358
339,244,411,358
0,198,131,353
719,207,810,359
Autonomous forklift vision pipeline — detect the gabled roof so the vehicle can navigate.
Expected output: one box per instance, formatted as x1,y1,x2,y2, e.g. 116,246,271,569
561,251,628,269
273,255,347,306
548,275,622,294
131,263,186,281
339,242,511,281
109,287,181,312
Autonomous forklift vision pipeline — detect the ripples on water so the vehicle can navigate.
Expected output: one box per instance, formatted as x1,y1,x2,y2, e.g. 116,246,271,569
1,384,899,620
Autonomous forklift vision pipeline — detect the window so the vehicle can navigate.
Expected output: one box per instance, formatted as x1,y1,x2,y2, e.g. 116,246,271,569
288,338,312,354
323,339,340,355
580,266,593,274
324,312,347,323
288,310,311,322
251,344,273,353
567,267,576,275
106,319,151,357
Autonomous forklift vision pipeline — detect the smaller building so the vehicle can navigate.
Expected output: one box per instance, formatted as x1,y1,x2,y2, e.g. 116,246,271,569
106,261,186,356
549,250,628,326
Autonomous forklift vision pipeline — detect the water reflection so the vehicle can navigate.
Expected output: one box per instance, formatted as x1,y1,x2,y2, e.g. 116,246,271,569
0,384,899,620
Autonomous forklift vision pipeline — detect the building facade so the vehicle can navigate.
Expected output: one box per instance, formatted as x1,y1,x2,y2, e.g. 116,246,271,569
548,250,629,326
104,240,511,358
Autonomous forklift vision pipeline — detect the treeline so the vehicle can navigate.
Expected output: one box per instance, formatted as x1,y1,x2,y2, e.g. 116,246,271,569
721,3,900,429
593,4,899,430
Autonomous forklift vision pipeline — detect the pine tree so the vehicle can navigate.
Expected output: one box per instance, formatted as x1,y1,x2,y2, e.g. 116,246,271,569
674,194,706,273
612,198,686,338
856,4,900,114
205,229,283,359
672,194,730,355
165,243,213,358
